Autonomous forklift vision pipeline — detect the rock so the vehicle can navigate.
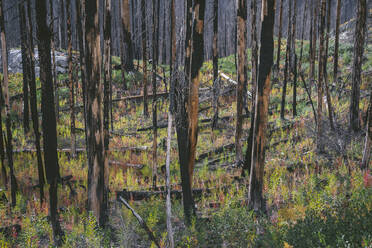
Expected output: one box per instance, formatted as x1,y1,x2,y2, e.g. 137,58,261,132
1,48,69,76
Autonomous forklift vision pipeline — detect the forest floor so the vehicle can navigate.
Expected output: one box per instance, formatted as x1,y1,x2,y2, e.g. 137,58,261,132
0,37,371,247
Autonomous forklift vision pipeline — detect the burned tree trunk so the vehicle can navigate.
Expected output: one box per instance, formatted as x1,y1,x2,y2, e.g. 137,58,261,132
324,0,335,130
35,0,64,244
235,0,248,163
26,0,46,204
242,0,258,177
75,0,88,146
280,0,292,119
0,0,17,208
103,0,111,207
299,0,309,72
350,0,367,132
121,0,134,72
152,0,160,189
85,0,107,227
66,0,76,157
333,0,341,83
175,0,205,224
310,0,318,92
19,3,30,134
248,0,275,212
276,0,283,69
291,0,297,117
141,0,148,117
361,91,372,170
317,0,326,152
50,0,59,122
186,0,205,218
59,0,66,50
212,0,219,129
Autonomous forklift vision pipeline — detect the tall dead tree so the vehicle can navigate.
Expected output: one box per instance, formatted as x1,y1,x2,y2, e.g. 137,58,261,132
103,0,111,202
175,0,205,224
323,0,335,130
50,0,59,122
235,0,248,163
0,108,5,189
141,0,148,117
247,0,275,212
242,0,258,177
85,0,107,227
0,0,17,207
280,0,292,119
276,0,283,68
24,0,46,204
119,1,127,91
75,0,88,145
59,0,66,50
350,0,367,132
291,0,297,117
212,0,219,129
66,0,76,157
310,0,319,90
299,0,308,71
333,0,341,84
152,0,159,189
19,3,30,134
165,1,176,245
35,0,64,244
121,0,135,73
361,91,372,170
317,0,326,152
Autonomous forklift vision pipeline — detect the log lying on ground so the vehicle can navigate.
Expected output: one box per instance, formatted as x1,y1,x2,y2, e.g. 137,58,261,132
117,196,160,248
218,70,252,98
14,146,148,154
117,188,209,201
109,160,144,169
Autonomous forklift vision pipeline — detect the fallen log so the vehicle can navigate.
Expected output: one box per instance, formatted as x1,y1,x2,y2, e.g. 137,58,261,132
117,196,160,248
109,161,144,169
14,146,148,154
117,188,207,201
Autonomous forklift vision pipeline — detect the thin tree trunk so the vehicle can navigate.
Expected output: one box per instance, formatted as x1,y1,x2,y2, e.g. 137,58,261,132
280,0,292,119
350,0,367,132
35,0,63,244
75,0,88,148
103,0,111,218
152,0,159,189
361,91,372,170
59,0,66,50
50,0,59,122
317,0,326,152
299,0,309,72
121,0,134,72
248,0,275,212
235,0,248,163
242,0,258,177
141,0,148,117
291,0,297,117
0,111,6,189
310,0,318,93
66,0,76,157
120,3,127,91
333,0,341,83
324,0,335,130
276,0,283,69
19,2,30,134
25,0,46,204
0,0,17,208
212,0,219,129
